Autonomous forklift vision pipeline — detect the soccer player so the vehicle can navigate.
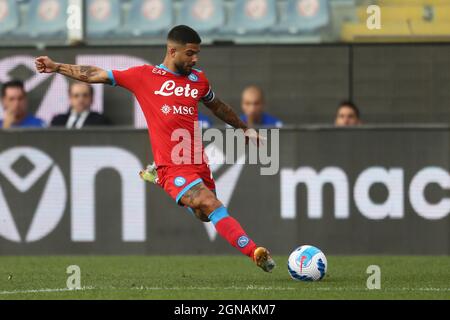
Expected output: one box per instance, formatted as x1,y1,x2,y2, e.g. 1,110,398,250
34,25,276,272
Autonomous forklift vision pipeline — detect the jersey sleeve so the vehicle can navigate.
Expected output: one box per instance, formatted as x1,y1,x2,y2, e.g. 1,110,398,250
108,65,147,92
200,75,215,103
201,86,215,103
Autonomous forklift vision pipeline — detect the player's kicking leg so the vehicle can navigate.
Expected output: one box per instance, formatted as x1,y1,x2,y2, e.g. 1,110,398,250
139,164,275,272
179,182,276,273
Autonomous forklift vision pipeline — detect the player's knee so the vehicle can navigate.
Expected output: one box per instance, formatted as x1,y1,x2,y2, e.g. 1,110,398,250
188,192,219,211
184,189,221,220
193,194,219,216
194,209,210,222
201,197,222,216
188,197,204,212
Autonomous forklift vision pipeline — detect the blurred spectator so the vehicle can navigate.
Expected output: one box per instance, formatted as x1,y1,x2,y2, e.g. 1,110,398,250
240,85,283,128
51,81,110,128
198,112,213,128
0,80,45,129
335,101,361,127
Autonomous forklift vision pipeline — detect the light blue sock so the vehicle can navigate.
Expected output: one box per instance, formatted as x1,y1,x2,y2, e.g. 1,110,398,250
208,206,229,225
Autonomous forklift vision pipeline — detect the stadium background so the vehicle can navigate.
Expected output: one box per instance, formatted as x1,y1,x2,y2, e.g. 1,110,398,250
0,0,449,257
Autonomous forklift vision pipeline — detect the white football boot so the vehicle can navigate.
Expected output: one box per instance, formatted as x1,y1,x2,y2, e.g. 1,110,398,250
139,162,158,184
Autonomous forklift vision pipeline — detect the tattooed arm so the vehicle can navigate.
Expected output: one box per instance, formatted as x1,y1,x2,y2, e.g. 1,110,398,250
204,96,266,146
203,96,248,130
35,56,111,84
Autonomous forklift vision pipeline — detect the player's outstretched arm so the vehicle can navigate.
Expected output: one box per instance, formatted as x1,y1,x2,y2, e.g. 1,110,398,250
35,56,111,84
204,97,248,130
204,97,266,146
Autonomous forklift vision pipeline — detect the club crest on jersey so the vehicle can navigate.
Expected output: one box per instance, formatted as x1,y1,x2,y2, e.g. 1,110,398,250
188,73,198,82
154,80,199,98
237,236,249,248
174,176,186,187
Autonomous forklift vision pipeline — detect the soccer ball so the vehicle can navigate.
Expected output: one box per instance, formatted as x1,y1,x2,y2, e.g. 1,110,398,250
287,245,327,281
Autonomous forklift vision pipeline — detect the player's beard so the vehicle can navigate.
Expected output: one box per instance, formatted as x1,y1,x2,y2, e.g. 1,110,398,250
174,62,192,76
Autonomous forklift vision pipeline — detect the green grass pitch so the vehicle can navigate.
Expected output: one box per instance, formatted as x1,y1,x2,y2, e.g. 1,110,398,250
0,256,448,299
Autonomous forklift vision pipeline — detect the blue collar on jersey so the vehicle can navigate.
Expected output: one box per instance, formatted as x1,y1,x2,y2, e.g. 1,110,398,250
157,64,201,77
157,64,181,76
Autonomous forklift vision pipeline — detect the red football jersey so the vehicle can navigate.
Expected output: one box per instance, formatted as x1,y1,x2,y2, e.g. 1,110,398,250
109,64,215,166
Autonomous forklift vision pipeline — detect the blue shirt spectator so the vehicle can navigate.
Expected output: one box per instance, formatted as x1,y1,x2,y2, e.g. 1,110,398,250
1,80,45,129
240,85,283,128
240,113,282,128
0,114,45,128
198,112,213,128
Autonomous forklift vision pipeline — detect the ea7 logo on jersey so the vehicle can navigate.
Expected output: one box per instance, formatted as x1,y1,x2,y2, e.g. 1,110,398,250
154,80,199,99
152,68,167,75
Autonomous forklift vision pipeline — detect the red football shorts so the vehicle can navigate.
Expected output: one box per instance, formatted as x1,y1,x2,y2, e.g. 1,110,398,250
156,163,216,205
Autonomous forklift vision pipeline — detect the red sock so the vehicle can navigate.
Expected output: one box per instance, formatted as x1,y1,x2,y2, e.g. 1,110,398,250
208,206,257,258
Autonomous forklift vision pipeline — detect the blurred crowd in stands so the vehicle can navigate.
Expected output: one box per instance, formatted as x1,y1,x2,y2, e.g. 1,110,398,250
1,80,110,129
2,0,449,45
2,0,448,129
0,0,332,44
1,79,361,129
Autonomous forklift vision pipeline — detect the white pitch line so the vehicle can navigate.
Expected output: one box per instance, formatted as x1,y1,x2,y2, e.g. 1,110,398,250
128,286,450,292
0,286,448,295
130,286,296,291
309,287,450,292
391,287,450,292
0,286,95,295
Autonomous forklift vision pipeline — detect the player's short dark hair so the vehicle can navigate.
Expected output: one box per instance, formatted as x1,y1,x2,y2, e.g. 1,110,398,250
1,80,25,98
68,81,94,97
167,25,201,45
337,100,360,119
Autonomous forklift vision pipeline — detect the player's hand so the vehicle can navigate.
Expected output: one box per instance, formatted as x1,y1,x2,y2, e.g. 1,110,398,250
2,108,17,129
244,128,266,147
35,56,59,73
